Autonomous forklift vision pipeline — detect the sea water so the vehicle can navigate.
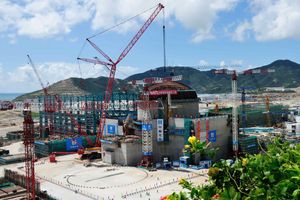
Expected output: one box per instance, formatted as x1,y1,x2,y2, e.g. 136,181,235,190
0,93,22,101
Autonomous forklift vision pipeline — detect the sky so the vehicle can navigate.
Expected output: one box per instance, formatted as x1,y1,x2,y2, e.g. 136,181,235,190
1,0,300,93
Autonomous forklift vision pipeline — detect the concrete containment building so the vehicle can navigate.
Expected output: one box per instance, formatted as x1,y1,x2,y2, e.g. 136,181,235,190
101,81,232,166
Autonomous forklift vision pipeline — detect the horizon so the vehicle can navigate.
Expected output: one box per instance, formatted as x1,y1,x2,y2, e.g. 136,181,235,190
4,58,299,94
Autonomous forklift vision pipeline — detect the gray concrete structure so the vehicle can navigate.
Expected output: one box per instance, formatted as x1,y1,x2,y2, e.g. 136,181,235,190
101,140,142,166
102,82,231,166
101,114,231,166
152,115,231,162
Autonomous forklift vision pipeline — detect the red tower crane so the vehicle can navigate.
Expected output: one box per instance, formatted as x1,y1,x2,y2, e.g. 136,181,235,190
28,55,94,150
27,55,55,135
23,108,36,200
78,3,164,147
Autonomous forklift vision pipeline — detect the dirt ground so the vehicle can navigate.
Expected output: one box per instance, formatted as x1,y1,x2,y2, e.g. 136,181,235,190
0,110,23,137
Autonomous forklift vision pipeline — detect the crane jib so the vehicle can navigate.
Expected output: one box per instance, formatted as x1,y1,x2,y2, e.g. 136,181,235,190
79,4,165,147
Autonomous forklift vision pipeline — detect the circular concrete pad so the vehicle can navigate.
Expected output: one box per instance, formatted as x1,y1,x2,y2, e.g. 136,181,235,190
66,167,148,189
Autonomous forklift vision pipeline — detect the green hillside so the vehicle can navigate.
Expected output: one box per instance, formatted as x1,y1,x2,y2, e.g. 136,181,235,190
14,59,300,101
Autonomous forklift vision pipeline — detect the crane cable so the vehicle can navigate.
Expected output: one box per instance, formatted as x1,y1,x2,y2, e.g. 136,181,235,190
87,4,159,39
162,8,168,74
77,3,160,80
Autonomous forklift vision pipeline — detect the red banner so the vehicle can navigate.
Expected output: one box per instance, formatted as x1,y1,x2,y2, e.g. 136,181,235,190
196,120,201,139
206,119,209,143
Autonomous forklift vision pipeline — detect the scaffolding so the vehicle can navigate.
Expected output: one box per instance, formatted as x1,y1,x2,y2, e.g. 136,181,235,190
38,92,138,137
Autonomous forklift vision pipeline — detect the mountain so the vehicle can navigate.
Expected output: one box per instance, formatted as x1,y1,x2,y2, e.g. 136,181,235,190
14,77,123,101
14,59,300,101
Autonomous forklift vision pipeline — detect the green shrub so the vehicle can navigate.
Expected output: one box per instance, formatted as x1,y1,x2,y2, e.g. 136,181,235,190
168,138,300,200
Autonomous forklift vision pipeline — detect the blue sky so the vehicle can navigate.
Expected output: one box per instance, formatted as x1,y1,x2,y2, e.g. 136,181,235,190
1,0,300,93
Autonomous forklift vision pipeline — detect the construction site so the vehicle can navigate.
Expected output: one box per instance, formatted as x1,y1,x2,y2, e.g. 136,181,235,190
0,2,300,200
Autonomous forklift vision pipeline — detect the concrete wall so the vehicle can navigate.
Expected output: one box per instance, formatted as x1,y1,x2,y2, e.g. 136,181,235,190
122,142,143,166
102,143,119,165
171,99,199,117
194,116,231,160
152,135,185,163
137,99,199,121
102,141,142,166
152,115,231,163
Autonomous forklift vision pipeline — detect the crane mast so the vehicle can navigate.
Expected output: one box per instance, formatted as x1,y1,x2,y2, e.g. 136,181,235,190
141,90,153,160
78,3,164,147
27,55,55,135
23,109,36,200
214,68,274,156
265,95,271,127
231,72,238,154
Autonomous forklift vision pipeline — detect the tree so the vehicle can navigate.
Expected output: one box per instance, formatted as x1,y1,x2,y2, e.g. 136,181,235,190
167,137,300,200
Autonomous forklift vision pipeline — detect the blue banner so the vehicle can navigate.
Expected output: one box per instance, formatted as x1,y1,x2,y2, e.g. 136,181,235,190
66,137,83,151
208,130,217,142
169,129,184,135
107,124,116,134
142,124,152,131
143,152,153,156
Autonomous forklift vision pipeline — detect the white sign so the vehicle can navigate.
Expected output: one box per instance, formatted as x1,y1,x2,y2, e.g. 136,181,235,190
128,75,183,85
174,118,184,128
157,119,164,142
200,132,206,142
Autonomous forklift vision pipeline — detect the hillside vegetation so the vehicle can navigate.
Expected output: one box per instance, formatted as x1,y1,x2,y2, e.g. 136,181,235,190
14,60,300,101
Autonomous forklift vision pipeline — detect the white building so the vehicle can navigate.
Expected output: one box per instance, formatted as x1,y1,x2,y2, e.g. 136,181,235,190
285,113,300,134
265,87,285,92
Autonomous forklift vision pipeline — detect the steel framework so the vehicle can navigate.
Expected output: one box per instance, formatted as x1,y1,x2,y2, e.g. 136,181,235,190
38,93,138,137
23,109,35,200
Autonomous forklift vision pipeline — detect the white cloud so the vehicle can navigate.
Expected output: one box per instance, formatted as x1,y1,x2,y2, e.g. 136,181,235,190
0,61,140,92
0,66,3,80
198,59,209,66
166,0,239,42
220,60,226,67
234,0,300,41
217,59,246,71
0,0,239,42
69,37,79,43
0,1,22,32
117,65,141,79
231,59,243,66
232,21,251,41
0,0,93,38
